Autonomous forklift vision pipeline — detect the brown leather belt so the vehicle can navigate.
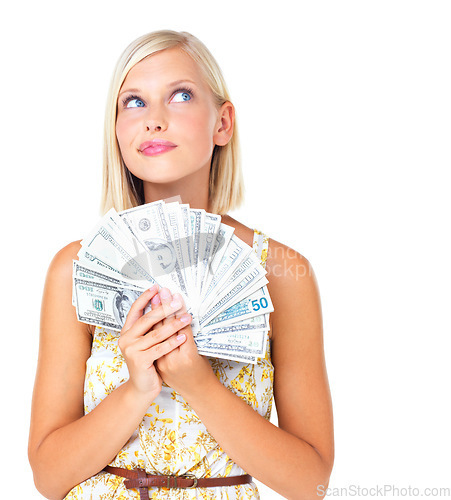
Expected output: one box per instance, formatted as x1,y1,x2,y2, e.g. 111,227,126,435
103,465,253,500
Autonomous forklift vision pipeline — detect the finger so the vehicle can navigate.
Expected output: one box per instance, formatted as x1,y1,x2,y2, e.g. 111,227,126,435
150,290,162,314
159,287,182,326
121,285,159,332
123,299,184,341
137,313,192,351
148,329,188,361
172,293,188,319
150,291,164,330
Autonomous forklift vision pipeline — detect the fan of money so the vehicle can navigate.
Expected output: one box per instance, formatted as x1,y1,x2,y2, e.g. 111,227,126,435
72,199,273,363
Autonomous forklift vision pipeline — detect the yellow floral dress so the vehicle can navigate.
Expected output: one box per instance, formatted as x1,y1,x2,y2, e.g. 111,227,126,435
65,229,273,499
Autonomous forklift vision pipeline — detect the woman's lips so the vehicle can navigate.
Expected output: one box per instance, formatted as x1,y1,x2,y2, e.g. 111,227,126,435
139,140,177,157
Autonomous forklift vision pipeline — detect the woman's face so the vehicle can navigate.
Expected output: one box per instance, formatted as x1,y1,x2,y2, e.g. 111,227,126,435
116,47,228,185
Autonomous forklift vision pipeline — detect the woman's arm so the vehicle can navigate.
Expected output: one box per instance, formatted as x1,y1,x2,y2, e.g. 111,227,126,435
28,241,188,500
156,244,334,499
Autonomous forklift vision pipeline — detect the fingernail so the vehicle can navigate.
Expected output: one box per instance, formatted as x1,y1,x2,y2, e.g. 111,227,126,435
148,284,158,292
180,313,192,323
151,294,161,305
177,333,186,341
160,288,171,300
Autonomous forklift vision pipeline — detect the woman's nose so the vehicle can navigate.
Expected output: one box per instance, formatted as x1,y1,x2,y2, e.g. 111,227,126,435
146,121,166,132
144,106,168,133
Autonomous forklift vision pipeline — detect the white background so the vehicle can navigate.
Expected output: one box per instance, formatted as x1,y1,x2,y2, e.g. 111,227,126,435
1,1,450,498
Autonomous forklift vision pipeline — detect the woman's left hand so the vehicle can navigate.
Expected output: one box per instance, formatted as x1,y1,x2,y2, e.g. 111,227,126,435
152,287,218,397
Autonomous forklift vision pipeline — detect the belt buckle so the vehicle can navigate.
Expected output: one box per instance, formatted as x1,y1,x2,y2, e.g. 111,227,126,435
166,475,177,488
180,473,198,489
165,473,198,489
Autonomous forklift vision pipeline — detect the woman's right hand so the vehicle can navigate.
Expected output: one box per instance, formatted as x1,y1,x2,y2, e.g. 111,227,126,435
118,284,192,402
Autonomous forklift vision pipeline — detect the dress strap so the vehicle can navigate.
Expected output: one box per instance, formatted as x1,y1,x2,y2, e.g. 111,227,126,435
252,229,269,269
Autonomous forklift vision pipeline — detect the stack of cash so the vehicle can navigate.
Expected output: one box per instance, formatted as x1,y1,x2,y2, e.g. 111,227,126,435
72,199,273,363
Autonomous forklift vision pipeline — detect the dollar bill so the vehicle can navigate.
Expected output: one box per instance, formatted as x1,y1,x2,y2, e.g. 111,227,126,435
200,285,273,330
199,270,270,326
119,201,186,292
200,311,269,335
196,322,268,357
200,251,266,316
199,348,259,364
73,277,146,331
189,208,204,300
200,234,253,309
78,208,155,286
196,212,221,294
201,222,235,294
72,260,146,306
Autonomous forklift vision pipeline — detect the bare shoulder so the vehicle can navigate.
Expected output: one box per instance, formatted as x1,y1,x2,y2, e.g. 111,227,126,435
221,215,255,247
44,239,94,337
265,237,316,292
49,239,82,271
265,236,321,343
220,217,319,338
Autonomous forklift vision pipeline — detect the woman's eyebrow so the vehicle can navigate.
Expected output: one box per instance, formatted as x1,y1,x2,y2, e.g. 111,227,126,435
168,79,197,87
118,80,197,98
118,88,140,97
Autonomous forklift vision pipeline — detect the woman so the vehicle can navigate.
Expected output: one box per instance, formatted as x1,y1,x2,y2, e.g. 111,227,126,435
29,30,334,499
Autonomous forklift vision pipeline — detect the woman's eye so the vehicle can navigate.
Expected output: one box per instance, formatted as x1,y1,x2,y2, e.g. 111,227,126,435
125,98,145,108
171,91,192,103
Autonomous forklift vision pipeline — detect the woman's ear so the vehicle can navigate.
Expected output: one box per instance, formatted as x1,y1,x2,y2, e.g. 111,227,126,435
213,101,235,146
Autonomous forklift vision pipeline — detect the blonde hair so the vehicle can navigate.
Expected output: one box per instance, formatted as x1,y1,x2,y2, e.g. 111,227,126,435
100,30,244,216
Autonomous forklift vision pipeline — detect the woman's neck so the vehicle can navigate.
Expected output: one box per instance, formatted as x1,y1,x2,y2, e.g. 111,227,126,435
142,166,211,212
